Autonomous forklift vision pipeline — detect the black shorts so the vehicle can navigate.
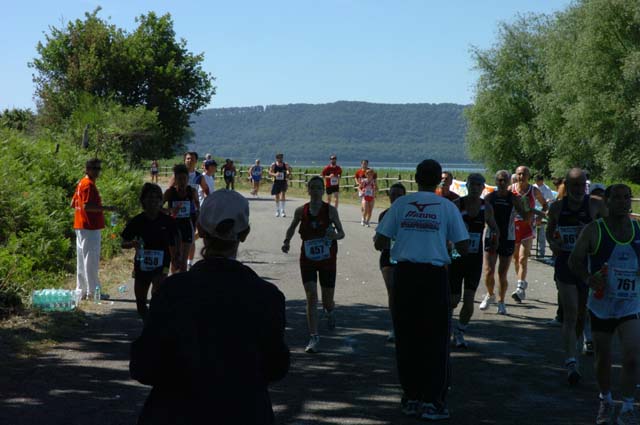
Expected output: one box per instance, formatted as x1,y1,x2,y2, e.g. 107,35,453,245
485,238,515,257
449,254,483,295
554,254,586,287
151,170,158,175
589,310,640,334
271,181,288,195
326,185,340,195
176,219,194,244
301,267,336,289
224,177,234,183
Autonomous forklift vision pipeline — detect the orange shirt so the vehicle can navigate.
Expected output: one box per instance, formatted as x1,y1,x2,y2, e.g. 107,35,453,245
73,176,105,230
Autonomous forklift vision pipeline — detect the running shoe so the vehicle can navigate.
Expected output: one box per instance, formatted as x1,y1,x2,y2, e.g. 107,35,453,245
512,280,527,303
420,403,450,421
275,210,280,217
583,341,595,356
566,360,581,386
325,309,336,331
596,399,615,425
547,317,563,327
305,335,320,353
497,302,507,315
366,222,370,228
453,326,468,348
361,219,365,226
617,408,639,425
281,210,286,218
400,399,420,417
479,293,495,310
386,330,395,342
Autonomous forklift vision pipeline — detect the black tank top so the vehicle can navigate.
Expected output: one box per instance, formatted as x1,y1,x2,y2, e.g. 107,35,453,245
557,195,592,253
487,191,514,238
459,197,485,255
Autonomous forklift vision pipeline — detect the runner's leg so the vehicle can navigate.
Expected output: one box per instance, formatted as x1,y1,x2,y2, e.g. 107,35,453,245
618,318,640,402
497,255,512,303
592,329,613,395
517,239,532,282
558,281,579,360
483,251,497,296
302,279,319,335
134,277,152,318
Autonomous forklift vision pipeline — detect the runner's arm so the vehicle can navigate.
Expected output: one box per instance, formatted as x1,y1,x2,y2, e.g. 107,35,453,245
282,207,303,253
484,203,500,248
327,206,345,241
200,175,210,196
533,187,549,212
568,221,602,289
545,201,563,255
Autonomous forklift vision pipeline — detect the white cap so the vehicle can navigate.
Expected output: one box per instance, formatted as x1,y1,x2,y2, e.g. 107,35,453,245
198,189,249,241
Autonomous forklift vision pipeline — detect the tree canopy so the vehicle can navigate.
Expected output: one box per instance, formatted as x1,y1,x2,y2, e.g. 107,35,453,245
30,8,215,158
466,0,640,181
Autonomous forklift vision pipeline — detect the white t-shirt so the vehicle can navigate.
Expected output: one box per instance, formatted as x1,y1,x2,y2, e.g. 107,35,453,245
198,174,215,205
534,183,554,203
377,191,469,266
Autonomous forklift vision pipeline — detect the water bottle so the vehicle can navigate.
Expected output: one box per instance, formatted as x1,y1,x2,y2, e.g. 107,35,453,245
94,284,101,302
138,238,145,268
118,284,127,293
593,263,608,300
451,247,461,260
110,213,118,227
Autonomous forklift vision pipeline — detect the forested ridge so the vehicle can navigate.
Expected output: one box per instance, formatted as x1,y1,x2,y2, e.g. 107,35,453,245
188,101,469,162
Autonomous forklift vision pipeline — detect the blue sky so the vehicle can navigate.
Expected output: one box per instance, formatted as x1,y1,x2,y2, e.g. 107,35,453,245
1,1,570,111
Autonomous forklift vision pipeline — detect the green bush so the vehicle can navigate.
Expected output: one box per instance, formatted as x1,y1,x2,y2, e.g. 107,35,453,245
0,128,142,311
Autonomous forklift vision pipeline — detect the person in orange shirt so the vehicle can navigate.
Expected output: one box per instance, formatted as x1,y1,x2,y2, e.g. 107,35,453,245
71,158,117,299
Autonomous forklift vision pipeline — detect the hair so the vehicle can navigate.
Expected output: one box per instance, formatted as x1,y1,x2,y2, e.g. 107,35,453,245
415,159,442,187
495,170,510,180
139,183,162,204
183,151,198,161
604,184,632,199
361,159,369,164
276,153,284,158
389,182,406,195
552,177,563,187
442,171,454,180
307,176,324,187
330,155,337,159
85,158,101,169
466,173,486,185
535,174,544,181
173,163,189,176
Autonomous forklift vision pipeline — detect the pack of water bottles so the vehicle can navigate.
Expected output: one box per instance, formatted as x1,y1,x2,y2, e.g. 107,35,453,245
31,289,82,312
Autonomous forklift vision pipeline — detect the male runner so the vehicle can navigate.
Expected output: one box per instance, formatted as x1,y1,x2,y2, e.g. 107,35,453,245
181,152,201,270
569,184,640,425
479,170,526,315
249,159,263,197
282,177,345,353
439,171,460,202
321,154,342,208
450,173,499,347
511,165,548,303
546,168,606,385
221,159,236,191
269,153,291,217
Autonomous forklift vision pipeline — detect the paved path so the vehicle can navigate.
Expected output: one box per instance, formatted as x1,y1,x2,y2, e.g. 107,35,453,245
0,192,625,424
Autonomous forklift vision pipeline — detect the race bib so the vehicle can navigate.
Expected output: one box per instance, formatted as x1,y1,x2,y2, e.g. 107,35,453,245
140,250,164,272
558,226,580,251
364,188,374,197
304,239,331,261
330,177,339,186
174,200,191,218
225,170,233,177
276,172,285,181
610,268,639,300
468,233,482,254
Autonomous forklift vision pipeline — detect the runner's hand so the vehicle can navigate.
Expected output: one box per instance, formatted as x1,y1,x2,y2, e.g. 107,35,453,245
587,273,606,291
281,240,290,253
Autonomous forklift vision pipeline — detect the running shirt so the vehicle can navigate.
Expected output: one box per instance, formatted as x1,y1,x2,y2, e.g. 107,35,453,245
222,165,236,179
458,197,486,255
298,202,337,269
513,184,535,223
588,218,640,319
165,186,197,220
321,165,343,188
250,166,263,181
72,176,105,230
188,170,202,192
360,178,376,201
121,212,178,274
557,196,592,253
198,174,215,205
271,162,288,182
377,191,469,266
485,191,516,241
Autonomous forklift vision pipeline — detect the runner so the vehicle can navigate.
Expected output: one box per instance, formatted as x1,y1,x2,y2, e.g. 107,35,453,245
534,174,555,258
479,170,526,315
376,182,407,342
269,153,291,217
321,154,342,208
569,184,640,425
163,164,199,273
121,183,178,320
182,152,201,270
375,159,468,421
248,159,263,197
450,173,499,348
359,169,377,227
282,176,345,353
546,168,606,385
198,159,217,206
150,159,159,183
354,160,377,217
221,159,236,191
439,171,460,202
511,165,548,303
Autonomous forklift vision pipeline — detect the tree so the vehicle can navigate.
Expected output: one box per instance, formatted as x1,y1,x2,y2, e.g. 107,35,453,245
30,8,215,158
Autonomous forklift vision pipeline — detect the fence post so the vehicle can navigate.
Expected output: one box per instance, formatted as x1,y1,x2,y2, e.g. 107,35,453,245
410,174,414,192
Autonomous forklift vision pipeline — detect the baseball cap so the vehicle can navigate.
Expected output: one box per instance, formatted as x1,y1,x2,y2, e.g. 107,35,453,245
198,189,249,241
204,159,217,167
590,183,606,193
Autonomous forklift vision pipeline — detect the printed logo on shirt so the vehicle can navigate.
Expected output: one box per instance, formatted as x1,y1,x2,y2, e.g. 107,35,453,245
409,201,440,212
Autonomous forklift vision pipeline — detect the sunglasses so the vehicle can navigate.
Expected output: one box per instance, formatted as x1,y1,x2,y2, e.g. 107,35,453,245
497,178,506,182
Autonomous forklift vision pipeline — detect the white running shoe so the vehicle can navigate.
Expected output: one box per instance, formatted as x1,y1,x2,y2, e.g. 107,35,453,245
305,335,320,353
512,280,528,303
497,302,507,315
479,294,495,310
386,330,395,342
275,210,280,217
281,210,286,218
361,219,365,226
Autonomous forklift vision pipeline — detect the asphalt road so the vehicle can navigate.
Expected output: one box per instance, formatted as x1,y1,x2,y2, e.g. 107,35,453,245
0,191,627,425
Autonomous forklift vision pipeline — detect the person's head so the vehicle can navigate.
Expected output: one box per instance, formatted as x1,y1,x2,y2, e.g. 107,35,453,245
360,159,369,169
139,183,163,213
198,189,250,259
466,173,486,198
535,174,544,184
415,159,442,189
388,183,406,204
515,165,530,184
173,163,189,188
495,170,510,191
564,168,587,201
441,171,454,188
307,176,324,200
511,173,518,184
85,158,102,179
205,153,212,160
255,159,260,166
552,177,563,188
604,184,632,217
275,153,284,162
184,152,197,171
590,183,606,198
204,159,217,174
365,168,374,179
329,155,337,165
225,158,231,164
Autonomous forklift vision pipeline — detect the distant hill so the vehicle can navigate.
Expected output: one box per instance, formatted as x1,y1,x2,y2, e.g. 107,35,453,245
188,101,469,163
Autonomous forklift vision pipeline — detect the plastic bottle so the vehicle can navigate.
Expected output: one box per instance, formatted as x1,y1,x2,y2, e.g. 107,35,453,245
94,284,101,303
110,213,118,227
593,263,608,300
118,284,127,293
138,238,145,268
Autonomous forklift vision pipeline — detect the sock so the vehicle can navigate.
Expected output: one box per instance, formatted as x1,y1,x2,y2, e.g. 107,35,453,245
599,392,613,403
621,397,635,412
280,200,285,212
